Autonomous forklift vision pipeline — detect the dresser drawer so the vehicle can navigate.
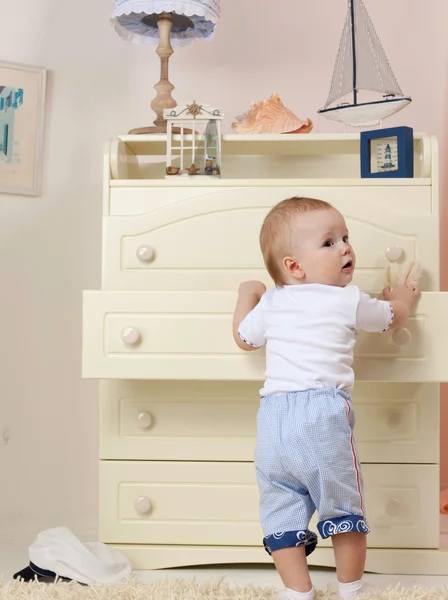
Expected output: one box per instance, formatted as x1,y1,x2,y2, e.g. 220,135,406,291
100,380,439,464
83,291,448,382
103,185,438,292
99,461,439,549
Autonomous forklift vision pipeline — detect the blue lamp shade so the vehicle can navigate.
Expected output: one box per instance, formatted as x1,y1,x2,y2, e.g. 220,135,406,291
111,0,220,45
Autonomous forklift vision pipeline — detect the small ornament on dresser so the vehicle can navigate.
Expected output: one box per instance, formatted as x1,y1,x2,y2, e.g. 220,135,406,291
360,127,414,178
205,157,220,176
318,0,411,126
231,93,313,134
186,163,200,175
166,166,180,176
164,101,223,178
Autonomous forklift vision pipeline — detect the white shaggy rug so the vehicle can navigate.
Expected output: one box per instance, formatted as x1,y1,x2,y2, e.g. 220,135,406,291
1,579,448,600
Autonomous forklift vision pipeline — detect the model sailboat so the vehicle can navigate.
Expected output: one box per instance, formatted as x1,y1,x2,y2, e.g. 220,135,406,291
318,0,411,127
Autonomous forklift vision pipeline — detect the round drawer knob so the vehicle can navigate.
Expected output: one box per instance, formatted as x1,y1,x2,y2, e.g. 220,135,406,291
134,496,152,515
387,411,403,429
385,498,402,518
121,327,141,345
385,245,404,262
137,411,153,429
136,245,154,262
392,327,411,346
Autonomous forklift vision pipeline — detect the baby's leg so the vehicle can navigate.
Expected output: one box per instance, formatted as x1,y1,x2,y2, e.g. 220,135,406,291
332,532,366,599
311,390,369,599
255,396,318,599
272,547,312,598
259,490,318,598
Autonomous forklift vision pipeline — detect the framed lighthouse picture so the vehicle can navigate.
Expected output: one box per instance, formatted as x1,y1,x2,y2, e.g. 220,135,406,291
360,126,414,178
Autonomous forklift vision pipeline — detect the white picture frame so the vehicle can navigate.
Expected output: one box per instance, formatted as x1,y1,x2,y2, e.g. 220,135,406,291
0,61,46,196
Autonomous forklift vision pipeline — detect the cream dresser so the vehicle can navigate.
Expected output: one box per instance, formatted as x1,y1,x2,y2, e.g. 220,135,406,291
83,133,448,574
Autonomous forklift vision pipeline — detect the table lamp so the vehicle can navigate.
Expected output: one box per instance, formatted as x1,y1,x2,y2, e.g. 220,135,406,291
111,1,220,134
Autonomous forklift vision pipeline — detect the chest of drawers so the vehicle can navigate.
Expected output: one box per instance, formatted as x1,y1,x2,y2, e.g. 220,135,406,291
83,133,448,574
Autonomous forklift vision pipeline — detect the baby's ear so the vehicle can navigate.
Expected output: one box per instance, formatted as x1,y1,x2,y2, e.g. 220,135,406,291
283,257,305,280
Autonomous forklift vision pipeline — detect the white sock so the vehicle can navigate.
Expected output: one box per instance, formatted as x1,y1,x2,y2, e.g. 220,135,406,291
338,579,364,600
285,587,315,600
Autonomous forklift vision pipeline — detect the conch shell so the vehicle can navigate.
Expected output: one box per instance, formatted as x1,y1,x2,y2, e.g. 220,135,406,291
232,93,313,134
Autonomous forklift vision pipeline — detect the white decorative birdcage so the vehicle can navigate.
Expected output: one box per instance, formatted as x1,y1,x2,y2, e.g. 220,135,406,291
164,102,223,178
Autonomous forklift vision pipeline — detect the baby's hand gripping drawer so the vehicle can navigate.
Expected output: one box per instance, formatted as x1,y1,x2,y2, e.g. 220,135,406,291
82,291,448,382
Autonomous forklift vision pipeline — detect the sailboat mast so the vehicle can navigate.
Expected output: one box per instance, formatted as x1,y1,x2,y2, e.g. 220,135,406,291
349,0,358,105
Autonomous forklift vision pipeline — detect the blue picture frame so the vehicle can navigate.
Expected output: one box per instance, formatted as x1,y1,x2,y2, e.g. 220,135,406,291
360,126,414,178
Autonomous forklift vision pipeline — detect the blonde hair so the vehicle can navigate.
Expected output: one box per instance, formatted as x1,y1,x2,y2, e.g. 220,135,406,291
260,197,333,285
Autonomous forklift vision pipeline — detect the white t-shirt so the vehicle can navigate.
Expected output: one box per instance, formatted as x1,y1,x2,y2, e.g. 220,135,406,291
238,284,394,397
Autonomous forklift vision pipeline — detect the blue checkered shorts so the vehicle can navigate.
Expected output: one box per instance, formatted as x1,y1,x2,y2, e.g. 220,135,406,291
255,388,369,556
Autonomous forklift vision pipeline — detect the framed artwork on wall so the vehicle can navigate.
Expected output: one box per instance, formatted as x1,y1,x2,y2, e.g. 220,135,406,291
0,61,46,196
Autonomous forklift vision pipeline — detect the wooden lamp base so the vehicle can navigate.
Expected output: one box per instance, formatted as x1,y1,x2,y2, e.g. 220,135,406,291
129,13,193,135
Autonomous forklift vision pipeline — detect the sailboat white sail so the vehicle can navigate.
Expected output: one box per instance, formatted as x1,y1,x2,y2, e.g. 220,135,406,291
318,0,411,127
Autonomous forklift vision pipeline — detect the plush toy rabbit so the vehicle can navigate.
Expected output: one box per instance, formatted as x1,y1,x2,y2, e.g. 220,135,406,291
383,261,422,346
384,260,422,290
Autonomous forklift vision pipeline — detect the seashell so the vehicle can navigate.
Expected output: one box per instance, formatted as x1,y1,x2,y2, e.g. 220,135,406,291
186,163,200,175
232,93,313,134
166,166,180,175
